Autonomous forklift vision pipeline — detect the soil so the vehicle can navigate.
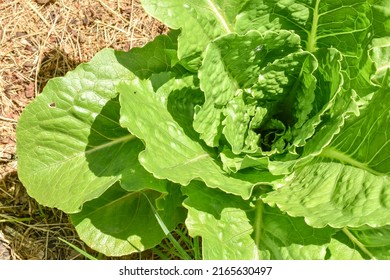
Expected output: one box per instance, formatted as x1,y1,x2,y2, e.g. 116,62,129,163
0,0,167,259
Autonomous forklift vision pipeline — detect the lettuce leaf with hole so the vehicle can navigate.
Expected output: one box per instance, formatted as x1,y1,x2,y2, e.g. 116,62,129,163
16,34,188,252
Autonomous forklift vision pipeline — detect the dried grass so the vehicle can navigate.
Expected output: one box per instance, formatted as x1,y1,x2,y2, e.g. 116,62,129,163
0,0,168,259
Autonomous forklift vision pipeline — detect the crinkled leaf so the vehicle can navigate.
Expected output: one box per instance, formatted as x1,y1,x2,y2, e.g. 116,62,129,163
118,78,278,199
193,30,267,148
158,76,205,141
236,0,372,55
183,182,259,259
258,204,335,260
70,183,185,256
183,182,336,260
264,88,390,228
219,148,269,173
141,0,250,69
194,30,317,154
288,48,343,149
265,160,390,228
236,0,378,100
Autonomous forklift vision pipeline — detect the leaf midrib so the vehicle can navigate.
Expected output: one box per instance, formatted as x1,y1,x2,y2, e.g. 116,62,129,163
206,0,231,33
319,147,383,176
307,0,320,52
73,191,141,220
30,134,137,175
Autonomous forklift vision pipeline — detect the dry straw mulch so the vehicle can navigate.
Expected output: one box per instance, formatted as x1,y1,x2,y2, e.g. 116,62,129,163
0,0,167,259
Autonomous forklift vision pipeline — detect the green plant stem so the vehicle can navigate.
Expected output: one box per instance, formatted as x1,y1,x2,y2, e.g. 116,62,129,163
254,199,264,256
307,0,320,52
342,228,376,260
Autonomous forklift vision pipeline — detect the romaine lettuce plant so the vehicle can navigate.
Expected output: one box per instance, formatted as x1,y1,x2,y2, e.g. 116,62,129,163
16,0,390,259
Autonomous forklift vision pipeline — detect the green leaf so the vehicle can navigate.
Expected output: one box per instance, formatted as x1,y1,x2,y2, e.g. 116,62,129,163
193,30,254,148
326,233,365,260
265,160,390,228
158,76,205,141
183,182,336,260
369,37,390,85
353,226,390,248
236,0,373,54
194,30,317,153
350,226,390,259
114,32,181,79
16,35,179,213
141,0,250,70
16,50,134,213
371,0,390,38
264,88,390,228
327,87,390,176
287,48,344,151
236,0,377,98
71,183,186,256
258,204,335,260
17,0,390,260
118,78,278,199
182,182,258,260
219,148,269,173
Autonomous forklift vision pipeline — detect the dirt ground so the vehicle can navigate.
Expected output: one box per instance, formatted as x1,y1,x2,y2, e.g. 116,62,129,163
0,0,168,259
